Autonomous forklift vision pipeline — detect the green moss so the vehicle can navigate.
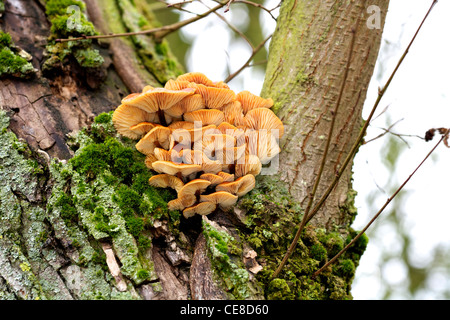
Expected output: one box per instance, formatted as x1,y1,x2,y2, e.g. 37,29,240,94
0,32,35,78
54,193,79,225
202,219,255,299
45,0,86,16
0,31,12,49
43,0,104,72
94,112,113,124
238,175,366,300
310,243,327,262
46,112,175,285
267,278,294,300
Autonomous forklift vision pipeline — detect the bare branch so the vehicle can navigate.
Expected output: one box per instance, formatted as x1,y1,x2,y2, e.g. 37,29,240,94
224,34,272,83
312,127,449,278
303,0,438,227
200,0,254,49
272,0,437,280
55,1,228,43
364,119,425,147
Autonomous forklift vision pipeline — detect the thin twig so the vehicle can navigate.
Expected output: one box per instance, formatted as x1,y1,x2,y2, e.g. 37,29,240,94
304,0,437,227
55,1,228,43
271,20,359,279
224,0,235,12
233,0,279,20
224,34,272,83
364,119,425,147
312,128,449,278
201,0,254,49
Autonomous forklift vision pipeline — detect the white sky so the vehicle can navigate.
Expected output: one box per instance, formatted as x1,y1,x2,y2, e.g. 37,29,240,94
178,0,450,299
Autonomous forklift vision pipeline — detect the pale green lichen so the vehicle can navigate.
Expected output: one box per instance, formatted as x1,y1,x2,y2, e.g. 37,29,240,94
202,218,262,300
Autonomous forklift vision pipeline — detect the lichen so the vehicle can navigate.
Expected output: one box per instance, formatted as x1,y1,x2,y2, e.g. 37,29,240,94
202,218,260,300
46,111,181,285
0,109,177,299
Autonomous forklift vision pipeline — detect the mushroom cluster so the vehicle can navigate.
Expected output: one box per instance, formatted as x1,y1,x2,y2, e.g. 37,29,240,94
112,72,284,218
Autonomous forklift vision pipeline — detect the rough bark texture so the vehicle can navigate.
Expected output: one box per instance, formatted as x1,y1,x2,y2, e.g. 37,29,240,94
0,0,388,300
261,0,389,229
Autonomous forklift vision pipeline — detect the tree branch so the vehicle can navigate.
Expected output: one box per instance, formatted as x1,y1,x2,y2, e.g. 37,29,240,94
55,1,228,43
312,127,449,278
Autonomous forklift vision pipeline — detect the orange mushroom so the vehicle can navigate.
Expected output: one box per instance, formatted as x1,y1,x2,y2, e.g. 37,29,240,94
244,108,285,138
112,104,159,139
236,90,274,114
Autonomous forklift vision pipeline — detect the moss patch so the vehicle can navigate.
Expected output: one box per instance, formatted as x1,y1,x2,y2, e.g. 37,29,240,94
202,218,259,299
42,0,104,72
237,176,367,300
47,111,180,285
0,31,35,78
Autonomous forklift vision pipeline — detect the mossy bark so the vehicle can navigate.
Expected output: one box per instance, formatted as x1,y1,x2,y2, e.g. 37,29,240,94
0,0,388,300
261,0,389,229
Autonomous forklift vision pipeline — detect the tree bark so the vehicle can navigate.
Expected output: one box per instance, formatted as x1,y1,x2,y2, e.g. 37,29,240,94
261,0,389,229
0,0,388,300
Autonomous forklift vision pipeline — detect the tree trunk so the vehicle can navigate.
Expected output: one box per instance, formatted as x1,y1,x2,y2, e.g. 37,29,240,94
0,0,388,300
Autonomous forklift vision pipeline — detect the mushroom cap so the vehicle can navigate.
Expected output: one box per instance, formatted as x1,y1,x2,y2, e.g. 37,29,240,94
200,191,238,208
148,174,184,193
189,83,236,110
223,100,246,127
164,79,192,91
177,149,223,174
144,154,158,169
152,161,202,177
199,173,224,186
202,133,236,161
235,174,256,197
215,180,240,195
178,179,211,198
245,129,281,164
165,94,205,118
168,195,196,211
212,81,230,89
176,72,215,87
183,201,216,218
142,85,154,92
236,90,274,114
214,144,246,165
121,87,195,113
112,104,157,139
129,122,162,137
153,147,176,162
215,174,255,196
135,126,172,155
171,124,218,148
217,121,237,134
183,109,225,127
235,154,262,178
244,108,284,138
168,121,195,130
217,171,235,182
168,179,212,212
